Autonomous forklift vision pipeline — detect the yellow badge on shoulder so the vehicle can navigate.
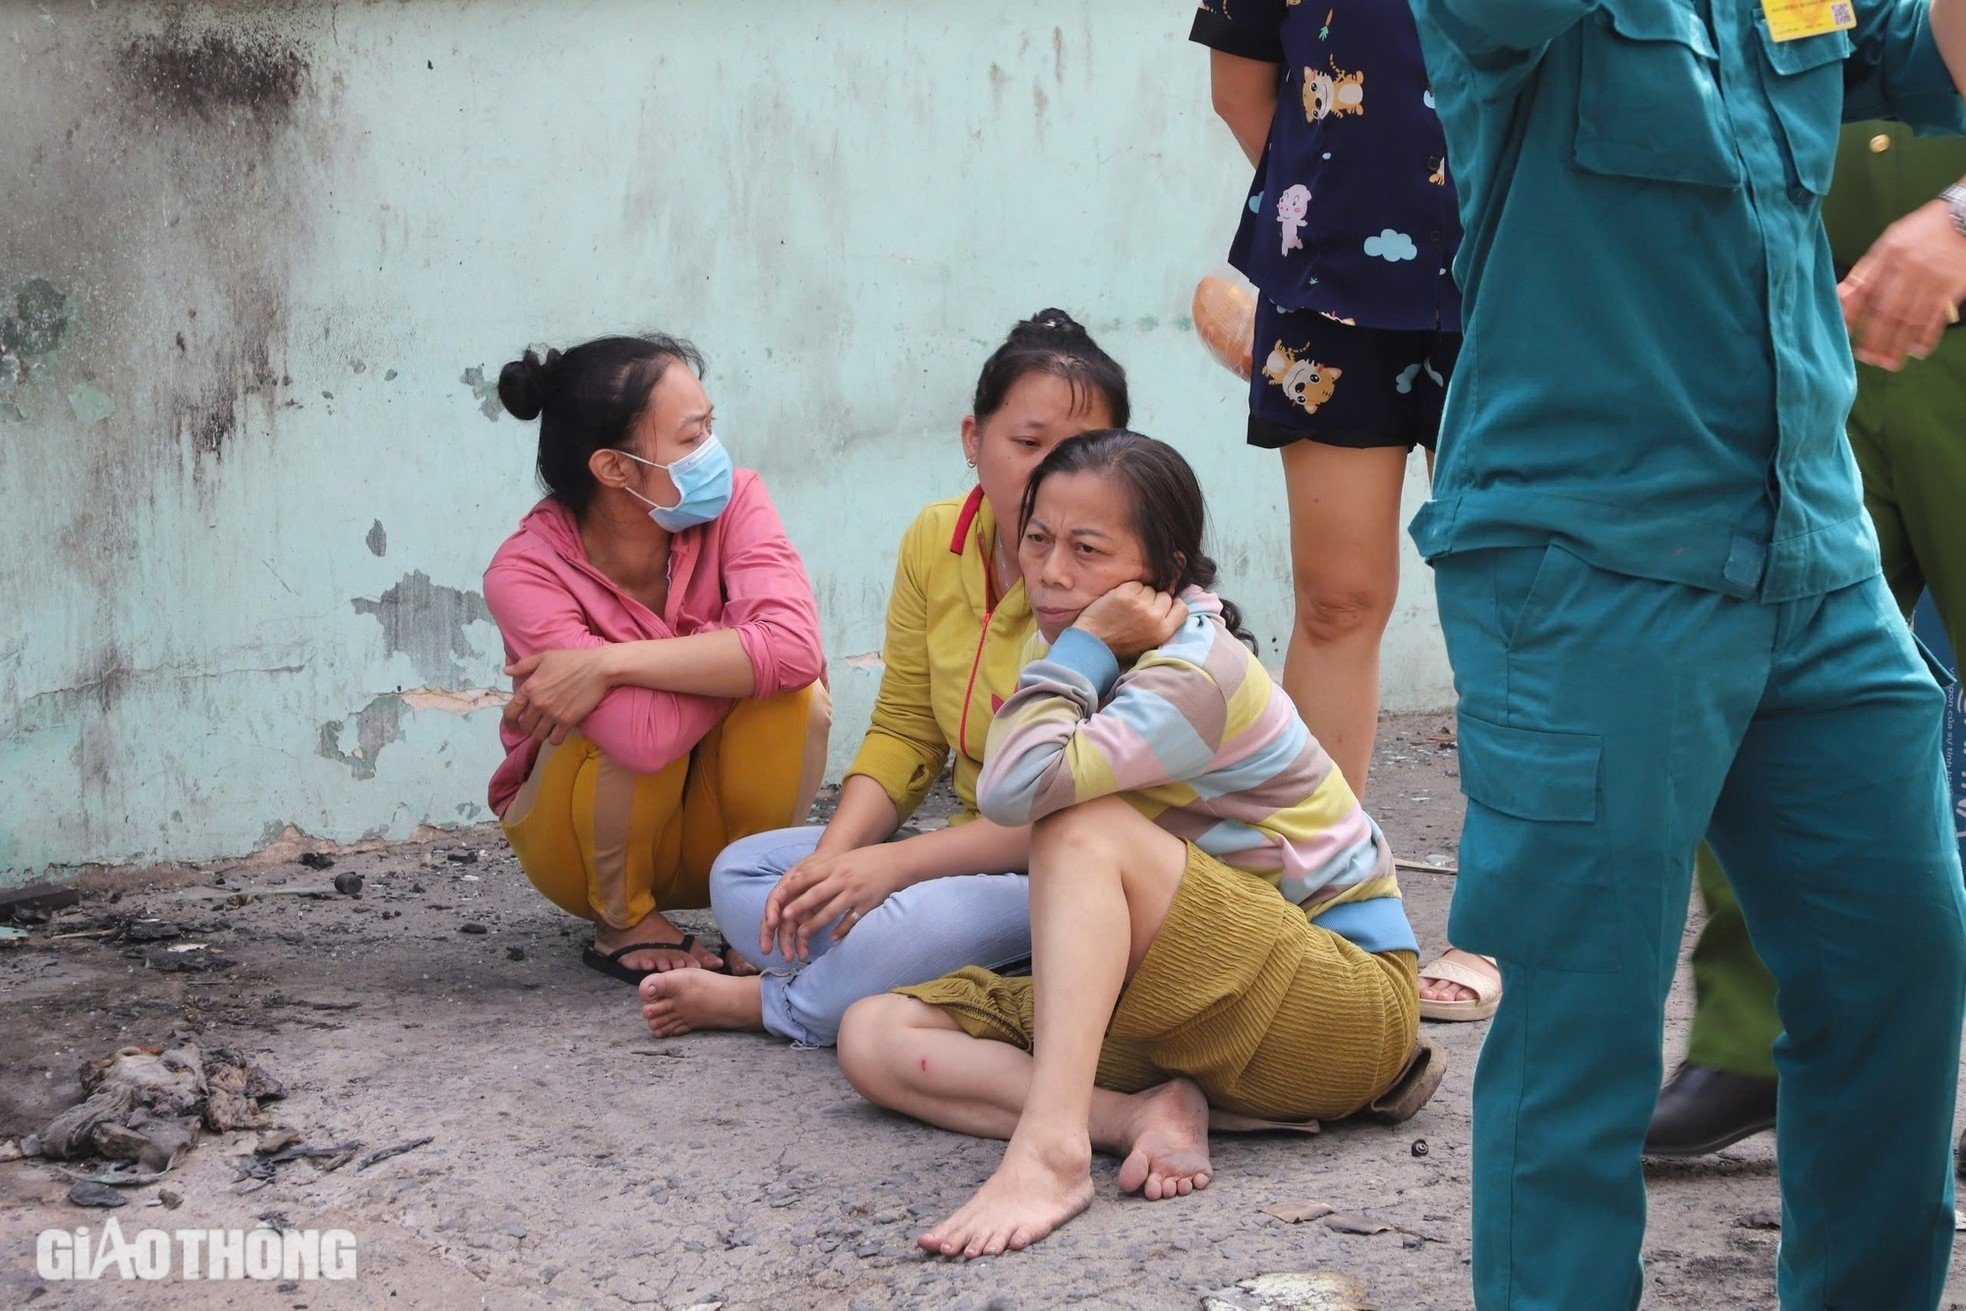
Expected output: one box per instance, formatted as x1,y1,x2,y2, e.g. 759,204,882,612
1760,0,1856,41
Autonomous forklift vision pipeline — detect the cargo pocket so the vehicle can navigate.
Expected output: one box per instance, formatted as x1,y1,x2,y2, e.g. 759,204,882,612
1911,631,1959,691
1755,21,1851,197
1574,0,1743,189
1447,711,1619,972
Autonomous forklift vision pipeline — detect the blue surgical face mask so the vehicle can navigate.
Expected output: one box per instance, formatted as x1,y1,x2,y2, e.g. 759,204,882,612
618,434,734,532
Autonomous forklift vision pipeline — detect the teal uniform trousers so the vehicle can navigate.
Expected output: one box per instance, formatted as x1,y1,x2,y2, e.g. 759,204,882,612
1434,546,1964,1309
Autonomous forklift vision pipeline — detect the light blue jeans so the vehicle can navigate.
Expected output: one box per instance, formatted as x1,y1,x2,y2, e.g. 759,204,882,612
708,825,1032,1047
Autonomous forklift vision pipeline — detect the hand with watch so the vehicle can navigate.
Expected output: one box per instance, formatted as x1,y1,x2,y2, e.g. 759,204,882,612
1838,179,1966,372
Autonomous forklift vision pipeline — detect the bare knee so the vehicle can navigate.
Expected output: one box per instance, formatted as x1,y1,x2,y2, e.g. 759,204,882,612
1030,797,1132,869
837,994,929,1103
1291,575,1395,646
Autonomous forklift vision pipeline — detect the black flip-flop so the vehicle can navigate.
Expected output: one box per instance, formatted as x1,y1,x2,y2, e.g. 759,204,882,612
581,934,726,985
716,938,760,976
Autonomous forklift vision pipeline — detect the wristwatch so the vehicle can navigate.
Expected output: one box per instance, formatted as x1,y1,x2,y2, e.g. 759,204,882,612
1945,184,1966,238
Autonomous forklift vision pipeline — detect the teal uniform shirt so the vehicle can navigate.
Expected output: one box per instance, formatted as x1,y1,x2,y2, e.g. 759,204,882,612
1407,0,1966,602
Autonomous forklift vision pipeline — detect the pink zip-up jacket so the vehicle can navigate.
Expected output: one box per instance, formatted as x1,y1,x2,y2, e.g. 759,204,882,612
482,469,823,817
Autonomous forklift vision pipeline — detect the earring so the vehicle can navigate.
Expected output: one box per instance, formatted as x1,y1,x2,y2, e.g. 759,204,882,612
965,457,976,469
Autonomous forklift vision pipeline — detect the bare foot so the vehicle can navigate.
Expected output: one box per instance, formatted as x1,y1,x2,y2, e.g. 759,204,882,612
1111,1080,1212,1201
1419,946,1499,1005
595,910,723,974
639,970,764,1037
917,1134,1094,1260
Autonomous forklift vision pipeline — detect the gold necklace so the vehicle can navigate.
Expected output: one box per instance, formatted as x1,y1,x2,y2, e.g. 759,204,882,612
990,537,1019,594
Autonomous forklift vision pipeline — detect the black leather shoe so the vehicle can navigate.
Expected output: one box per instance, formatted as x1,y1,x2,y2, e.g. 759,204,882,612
1643,1063,1777,1157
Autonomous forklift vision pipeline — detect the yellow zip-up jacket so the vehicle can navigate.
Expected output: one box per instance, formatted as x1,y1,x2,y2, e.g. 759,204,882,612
846,487,1034,824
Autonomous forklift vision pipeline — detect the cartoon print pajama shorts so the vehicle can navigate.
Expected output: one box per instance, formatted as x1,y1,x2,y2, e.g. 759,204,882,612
1247,299,1462,452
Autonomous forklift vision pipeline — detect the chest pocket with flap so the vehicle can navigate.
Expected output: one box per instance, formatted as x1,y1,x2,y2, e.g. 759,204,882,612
1573,0,1744,189
1755,22,1851,195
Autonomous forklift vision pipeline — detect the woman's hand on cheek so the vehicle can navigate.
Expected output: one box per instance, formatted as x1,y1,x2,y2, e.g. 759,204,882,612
762,846,906,962
502,648,614,745
1073,582,1188,658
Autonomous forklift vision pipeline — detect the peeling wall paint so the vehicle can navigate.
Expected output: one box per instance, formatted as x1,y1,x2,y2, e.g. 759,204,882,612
351,571,497,686
1,278,77,422
318,694,405,781
458,367,503,422
0,0,1452,882
67,384,117,427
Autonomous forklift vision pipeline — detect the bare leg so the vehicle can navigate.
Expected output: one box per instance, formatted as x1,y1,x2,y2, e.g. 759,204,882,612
845,797,1194,1259
839,995,1211,1203
1281,442,1491,1006
1277,440,1409,795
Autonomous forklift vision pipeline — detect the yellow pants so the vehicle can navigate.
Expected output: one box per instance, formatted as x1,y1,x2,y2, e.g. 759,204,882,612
500,683,830,928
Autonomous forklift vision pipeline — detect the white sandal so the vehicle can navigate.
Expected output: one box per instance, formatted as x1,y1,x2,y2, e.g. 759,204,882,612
1417,950,1502,1022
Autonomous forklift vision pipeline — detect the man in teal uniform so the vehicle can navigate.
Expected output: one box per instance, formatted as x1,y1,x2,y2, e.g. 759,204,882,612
1647,122,1966,1155
1405,0,1966,1302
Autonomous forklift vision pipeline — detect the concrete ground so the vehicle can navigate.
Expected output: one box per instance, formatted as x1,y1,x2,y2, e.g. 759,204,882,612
3,712,1962,1309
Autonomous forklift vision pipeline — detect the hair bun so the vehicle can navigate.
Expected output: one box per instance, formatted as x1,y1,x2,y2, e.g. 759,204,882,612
1012,307,1088,343
497,347,561,422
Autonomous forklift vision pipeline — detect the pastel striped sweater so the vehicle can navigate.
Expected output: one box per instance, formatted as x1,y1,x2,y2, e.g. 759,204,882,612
976,588,1416,955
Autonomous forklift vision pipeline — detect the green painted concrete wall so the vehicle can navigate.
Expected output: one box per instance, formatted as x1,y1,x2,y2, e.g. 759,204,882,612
0,1,1452,880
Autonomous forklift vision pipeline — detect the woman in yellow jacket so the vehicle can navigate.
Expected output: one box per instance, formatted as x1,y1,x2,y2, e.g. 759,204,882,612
638,310,1144,1046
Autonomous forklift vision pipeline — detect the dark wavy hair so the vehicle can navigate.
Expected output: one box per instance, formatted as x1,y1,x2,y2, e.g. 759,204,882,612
497,334,705,517
972,308,1129,428
1019,429,1256,650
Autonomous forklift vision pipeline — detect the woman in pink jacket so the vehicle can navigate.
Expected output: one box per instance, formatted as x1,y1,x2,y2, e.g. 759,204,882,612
484,334,828,983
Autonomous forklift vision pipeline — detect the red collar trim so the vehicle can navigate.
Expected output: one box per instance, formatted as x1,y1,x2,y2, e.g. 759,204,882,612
949,485,985,555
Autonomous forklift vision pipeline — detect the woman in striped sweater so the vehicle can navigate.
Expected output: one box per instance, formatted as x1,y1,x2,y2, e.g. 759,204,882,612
836,430,1435,1259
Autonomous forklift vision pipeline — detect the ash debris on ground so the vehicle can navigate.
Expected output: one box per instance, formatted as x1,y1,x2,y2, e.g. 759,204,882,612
0,716,1929,1308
